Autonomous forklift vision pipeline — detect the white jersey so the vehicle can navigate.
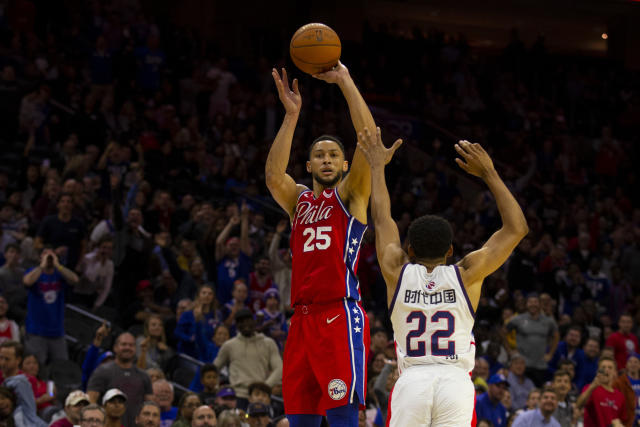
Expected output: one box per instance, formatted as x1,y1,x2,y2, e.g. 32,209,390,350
390,263,476,373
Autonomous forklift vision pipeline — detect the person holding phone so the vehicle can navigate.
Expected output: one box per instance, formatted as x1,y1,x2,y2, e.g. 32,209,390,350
576,356,628,427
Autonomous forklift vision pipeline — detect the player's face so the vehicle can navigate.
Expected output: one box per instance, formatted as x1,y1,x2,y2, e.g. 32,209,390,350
307,141,348,188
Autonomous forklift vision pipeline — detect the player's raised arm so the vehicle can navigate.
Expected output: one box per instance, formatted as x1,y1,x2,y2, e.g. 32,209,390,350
455,141,529,292
265,68,306,219
357,127,406,304
313,63,376,214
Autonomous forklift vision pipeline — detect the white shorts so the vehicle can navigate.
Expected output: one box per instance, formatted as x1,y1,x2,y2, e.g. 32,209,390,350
388,364,475,427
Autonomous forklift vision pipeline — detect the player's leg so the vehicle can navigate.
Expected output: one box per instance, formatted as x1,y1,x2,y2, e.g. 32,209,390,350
326,400,359,427
387,368,432,427
287,414,323,427
431,367,475,427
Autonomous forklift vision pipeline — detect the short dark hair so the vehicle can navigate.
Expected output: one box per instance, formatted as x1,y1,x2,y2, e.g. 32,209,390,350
308,135,345,159
552,370,571,381
0,341,23,360
248,382,271,396
407,215,453,259
200,364,218,379
598,355,616,367
4,243,20,253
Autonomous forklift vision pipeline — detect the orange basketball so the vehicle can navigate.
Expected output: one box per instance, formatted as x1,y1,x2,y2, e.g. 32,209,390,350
290,23,341,75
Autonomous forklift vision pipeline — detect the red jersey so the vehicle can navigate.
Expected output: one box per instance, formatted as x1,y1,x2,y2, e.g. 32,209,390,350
290,188,366,305
605,332,639,370
582,385,628,427
248,272,274,312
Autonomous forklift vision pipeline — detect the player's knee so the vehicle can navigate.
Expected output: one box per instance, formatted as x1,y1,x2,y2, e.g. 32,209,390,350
326,401,359,427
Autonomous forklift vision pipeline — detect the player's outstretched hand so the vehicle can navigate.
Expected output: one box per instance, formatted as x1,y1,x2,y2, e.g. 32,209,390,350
454,140,495,179
272,68,301,115
357,127,403,169
312,61,349,85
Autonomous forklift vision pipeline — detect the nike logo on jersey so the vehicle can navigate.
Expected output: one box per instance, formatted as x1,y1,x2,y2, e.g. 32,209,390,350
326,315,340,324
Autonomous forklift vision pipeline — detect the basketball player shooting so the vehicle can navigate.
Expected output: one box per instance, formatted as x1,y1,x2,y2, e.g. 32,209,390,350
357,128,528,426
266,65,400,427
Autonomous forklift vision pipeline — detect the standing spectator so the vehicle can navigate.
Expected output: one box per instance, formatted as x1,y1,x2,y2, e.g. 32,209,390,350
22,248,79,365
171,392,201,427
191,405,217,427
175,284,220,359
214,309,282,408
136,314,174,371
475,373,509,427
215,207,252,305
135,401,161,427
550,325,584,373
87,332,153,427
74,235,114,309
511,386,561,427
0,244,27,319
584,258,611,306
576,338,600,390
20,354,55,415
576,356,628,427
31,177,60,224
165,298,192,349
551,370,574,427
35,193,86,268
606,313,639,371
135,35,166,93
0,296,20,344
507,353,535,411
102,389,127,427
197,365,219,405
248,256,274,313
612,353,640,427
50,390,90,427
506,294,560,386
268,219,291,310
151,380,177,427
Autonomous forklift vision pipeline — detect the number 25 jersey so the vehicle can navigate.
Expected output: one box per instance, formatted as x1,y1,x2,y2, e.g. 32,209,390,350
389,264,476,373
290,188,366,305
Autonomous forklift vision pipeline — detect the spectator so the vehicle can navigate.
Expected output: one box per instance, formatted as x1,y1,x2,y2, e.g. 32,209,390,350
549,325,584,374
79,404,106,427
551,370,574,427
246,402,270,427
0,386,16,426
175,284,220,359
214,309,282,407
506,294,559,386
2,372,47,427
81,322,114,391
34,193,86,268
74,235,114,309
576,356,628,427
0,341,37,396
256,289,287,350
164,298,192,350
511,386,560,427
473,357,490,391
102,389,127,427
248,256,274,313
196,323,230,365
136,314,174,371
0,296,20,344
135,401,161,427
214,387,237,413
198,364,219,405
20,354,54,415
146,368,165,384
215,208,252,305
0,243,27,320
373,359,398,422
151,380,177,427
268,219,291,310
501,389,512,422
584,258,611,305
475,373,509,427
247,382,278,419
22,248,79,365
50,390,90,427
87,332,153,427
191,405,217,427
612,353,640,427
171,392,201,427
506,353,535,411
222,281,248,333
605,313,639,371
576,338,600,390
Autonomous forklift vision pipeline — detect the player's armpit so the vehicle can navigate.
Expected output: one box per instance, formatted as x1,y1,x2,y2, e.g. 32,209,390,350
265,173,305,218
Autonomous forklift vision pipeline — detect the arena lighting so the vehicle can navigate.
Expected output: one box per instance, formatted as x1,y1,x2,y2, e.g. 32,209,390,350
602,33,608,40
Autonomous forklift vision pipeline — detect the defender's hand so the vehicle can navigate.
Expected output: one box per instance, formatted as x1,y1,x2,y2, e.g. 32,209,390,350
357,127,403,170
454,140,495,179
272,68,301,115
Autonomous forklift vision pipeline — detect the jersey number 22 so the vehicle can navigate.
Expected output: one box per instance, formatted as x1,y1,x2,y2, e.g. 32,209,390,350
406,311,455,357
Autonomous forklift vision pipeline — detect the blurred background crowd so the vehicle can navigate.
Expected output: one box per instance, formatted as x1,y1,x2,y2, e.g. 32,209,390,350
0,0,638,426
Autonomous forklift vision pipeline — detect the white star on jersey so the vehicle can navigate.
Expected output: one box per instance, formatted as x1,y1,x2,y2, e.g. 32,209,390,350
351,238,358,246
354,326,361,333
348,247,354,255
352,307,358,314
354,317,360,324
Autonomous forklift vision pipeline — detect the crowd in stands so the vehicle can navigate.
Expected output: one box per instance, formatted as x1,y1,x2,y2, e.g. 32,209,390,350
0,0,638,426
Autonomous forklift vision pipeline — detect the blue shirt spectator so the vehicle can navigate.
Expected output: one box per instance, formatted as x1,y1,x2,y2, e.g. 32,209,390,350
476,374,509,427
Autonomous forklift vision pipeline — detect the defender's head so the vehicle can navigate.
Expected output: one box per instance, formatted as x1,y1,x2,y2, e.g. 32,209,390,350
407,215,453,261
307,135,348,188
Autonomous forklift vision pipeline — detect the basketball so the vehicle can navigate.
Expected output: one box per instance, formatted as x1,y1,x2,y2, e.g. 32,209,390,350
290,23,341,75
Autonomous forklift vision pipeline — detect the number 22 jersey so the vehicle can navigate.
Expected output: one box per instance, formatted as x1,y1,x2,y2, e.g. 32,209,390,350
389,263,476,373
290,188,366,305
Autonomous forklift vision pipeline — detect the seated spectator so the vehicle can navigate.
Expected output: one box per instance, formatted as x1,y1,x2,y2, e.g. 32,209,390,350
23,248,79,365
551,370,574,427
576,338,600,390
0,244,27,321
79,404,106,427
549,325,584,374
267,219,291,311
248,382,282,419
191,405,217,427
165,298,192,349
215,209,252,305
0,386,16,425
256,289,287,350
20,354,55,415
248,256,275,313
101,388,127,427
506,353,535,411
214,387,237,415
0,341,37,395
246,402,270,427
50,390,90,427
136,314,174,371
606,313,639,371
0,296,20,344
146,368,165,384
511,386,560,427
198,364,219,405
502,389,513,422
373,359,398,422
74,235,114,309
475,374,509,427
195,324,230,364
123,279,173,326
175,284,221,359
151,380,177,427
171,392,201,427
473,357,490,392
135,401,161,427
81,322,114,391
214,309,282,408
612,353,640,427
221,281,249,333
576,356,628,427
557,359,579,399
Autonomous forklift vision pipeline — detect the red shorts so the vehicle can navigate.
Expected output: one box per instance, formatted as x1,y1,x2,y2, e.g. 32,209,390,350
283,299,370,414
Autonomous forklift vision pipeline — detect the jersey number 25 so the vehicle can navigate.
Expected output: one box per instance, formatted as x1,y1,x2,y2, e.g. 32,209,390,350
302,226,332,252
